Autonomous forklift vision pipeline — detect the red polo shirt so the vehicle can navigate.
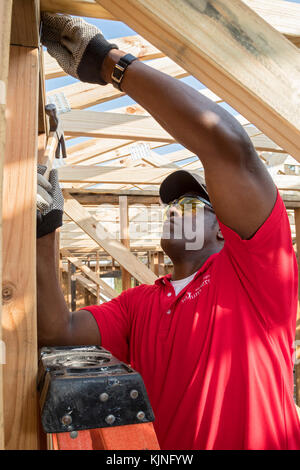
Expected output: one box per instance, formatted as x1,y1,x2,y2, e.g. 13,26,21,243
83,192,300,449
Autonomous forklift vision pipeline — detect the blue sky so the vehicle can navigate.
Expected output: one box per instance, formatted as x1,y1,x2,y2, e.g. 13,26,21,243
46,2,299,161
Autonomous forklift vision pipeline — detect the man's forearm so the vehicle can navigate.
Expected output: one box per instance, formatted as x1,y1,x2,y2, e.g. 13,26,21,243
101,50,252,163
37,232,72,347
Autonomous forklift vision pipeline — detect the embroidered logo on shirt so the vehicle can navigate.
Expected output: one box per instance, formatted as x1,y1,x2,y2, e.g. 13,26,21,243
181,274,211,303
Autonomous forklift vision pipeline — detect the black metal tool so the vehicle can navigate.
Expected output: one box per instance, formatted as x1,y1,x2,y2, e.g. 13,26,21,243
38,345,154,434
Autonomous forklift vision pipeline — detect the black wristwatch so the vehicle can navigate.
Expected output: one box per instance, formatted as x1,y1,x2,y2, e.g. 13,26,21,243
111,53,138,90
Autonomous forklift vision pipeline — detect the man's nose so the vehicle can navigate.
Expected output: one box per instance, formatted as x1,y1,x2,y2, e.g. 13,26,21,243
168,206,182,218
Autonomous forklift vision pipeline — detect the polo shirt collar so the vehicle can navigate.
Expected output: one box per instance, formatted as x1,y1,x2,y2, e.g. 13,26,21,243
155,252,219,287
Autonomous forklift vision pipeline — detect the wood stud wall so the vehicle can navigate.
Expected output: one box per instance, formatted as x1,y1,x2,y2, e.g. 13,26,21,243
0,0,299,451
2,0,40,448
0,0,13,451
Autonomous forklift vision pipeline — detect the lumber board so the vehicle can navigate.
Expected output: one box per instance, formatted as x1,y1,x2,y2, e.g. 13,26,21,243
70,262,77,312
44,35,162,79
68,142,168,167
63,194,157,285
58,165,300,191
63,189,161,206
65,139,132,165
295,208,300,406
10,0,39,47
59,165,173,184
41,0,300,47
61,249,118,299
38,46,47,134
107,101,280,154
242,0,300,38
61,109,284,153
40,0,115,19
0,0,13,450
96,0,300,161
62,110,174,142
47,57,187,108
2,46,39,449
119,196,131,290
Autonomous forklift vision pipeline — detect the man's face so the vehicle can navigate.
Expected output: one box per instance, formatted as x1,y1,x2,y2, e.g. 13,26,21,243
160,192,218,257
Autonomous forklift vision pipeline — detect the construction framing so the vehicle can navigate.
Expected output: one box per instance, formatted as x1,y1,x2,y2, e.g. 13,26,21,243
0,0,300,449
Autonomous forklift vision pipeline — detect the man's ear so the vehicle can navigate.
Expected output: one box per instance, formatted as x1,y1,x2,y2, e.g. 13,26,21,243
217,228,224,241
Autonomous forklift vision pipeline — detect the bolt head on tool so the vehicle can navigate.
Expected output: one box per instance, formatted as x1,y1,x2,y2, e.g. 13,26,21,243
61,414,72,426
100,392,109,402
130,390,139,399
105,414,116,425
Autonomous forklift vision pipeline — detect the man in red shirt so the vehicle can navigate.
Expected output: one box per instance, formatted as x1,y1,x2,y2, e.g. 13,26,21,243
37,14,300,449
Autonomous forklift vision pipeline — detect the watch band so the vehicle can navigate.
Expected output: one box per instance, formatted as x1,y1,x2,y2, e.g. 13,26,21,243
111,53,138,90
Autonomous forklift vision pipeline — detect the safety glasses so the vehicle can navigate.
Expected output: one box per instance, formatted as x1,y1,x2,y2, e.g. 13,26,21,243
163,195,214,220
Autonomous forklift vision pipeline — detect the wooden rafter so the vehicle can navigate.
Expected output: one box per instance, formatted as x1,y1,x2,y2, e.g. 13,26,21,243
41,0,300,48
61,110,284,153
58,166,300,191
94,0,300,161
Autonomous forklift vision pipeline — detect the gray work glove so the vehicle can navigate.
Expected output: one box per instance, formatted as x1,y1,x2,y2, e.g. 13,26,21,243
37,165,64,238
41,13,118,84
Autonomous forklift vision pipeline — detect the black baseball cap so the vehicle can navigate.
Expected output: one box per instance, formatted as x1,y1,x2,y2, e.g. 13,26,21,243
159,170,211,205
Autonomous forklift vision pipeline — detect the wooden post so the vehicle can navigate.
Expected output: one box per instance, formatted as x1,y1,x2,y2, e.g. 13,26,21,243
67,260,71,309
295,208,300,406
2,43,39,449
153,252,159,277
95,251,100,304
119,196,131,291
55,230,60,280
67,260,74,311
0,0,13,450
150,252,155,273
70,263,77,312
158,251,164,277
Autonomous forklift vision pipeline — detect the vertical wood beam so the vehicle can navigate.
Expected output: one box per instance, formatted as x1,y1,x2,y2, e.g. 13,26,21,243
67,260,71,309
70,263,77,312
119,196,131,291
0,0,13,451
152,252,159,277
2,45,39,449
55,230,60,280
151,252,164,277
158,252,164,277
95,251,100,304
295,208,300,406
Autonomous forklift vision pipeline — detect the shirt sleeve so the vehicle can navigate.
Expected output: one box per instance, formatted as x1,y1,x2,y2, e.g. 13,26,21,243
80,289,132,363
217,190,298,328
